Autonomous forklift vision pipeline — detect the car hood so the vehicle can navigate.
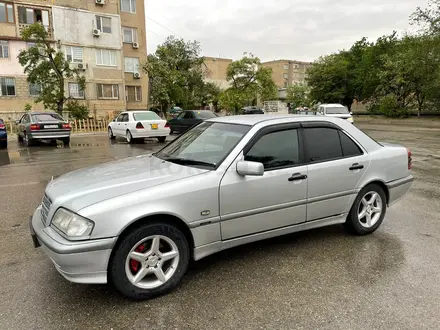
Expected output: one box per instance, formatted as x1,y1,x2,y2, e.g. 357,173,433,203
45,154,209,211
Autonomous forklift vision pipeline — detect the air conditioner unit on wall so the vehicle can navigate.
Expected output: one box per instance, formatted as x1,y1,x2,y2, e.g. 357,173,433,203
93,29,101,37
70,63,86,71
133,72,141,79
132,42,139,49
95,0,105,5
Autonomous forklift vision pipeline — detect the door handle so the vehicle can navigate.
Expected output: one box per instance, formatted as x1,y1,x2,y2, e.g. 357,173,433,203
288,173,307,181
349,163,364,171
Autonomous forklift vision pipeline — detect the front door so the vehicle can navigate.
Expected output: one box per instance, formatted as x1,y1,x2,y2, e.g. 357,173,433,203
219,124,308,240
302,124,370,221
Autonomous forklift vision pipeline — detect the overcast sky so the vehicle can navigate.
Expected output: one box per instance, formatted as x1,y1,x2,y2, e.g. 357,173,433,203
145,0,428,62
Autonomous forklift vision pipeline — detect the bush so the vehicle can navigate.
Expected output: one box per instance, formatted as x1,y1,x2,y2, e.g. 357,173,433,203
65,101,89,120
372,95,410,118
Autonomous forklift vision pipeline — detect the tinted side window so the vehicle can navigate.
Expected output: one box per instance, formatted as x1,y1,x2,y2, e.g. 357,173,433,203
304,127,342,162
245,129,300,170
183,112,193,119
122,114,129,122
339,131,363,157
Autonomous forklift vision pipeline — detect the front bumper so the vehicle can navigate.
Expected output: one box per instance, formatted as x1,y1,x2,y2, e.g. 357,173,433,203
30,206,117,284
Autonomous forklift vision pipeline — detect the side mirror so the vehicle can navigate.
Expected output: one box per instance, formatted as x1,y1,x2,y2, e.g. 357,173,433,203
349,111,353,115
236,160,264,176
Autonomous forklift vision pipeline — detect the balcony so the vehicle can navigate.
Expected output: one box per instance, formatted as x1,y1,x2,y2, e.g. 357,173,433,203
19,23,52,39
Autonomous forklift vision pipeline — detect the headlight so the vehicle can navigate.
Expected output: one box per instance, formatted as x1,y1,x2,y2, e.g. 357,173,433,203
347,117,354,123
51,208,94,238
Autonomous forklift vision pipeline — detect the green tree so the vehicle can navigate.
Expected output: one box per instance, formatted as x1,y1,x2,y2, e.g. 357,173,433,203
65,100,89,120
18,23,85,114
144,36,208,111
410,0,440,35
222,53,277,113
286,84,310,109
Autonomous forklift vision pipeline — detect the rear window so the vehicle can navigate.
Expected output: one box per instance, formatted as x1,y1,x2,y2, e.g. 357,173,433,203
133,112,161,121
197,111,217,119
31,113,64,122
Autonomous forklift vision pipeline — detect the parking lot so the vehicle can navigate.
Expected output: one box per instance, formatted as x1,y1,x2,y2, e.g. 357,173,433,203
1,119,440,330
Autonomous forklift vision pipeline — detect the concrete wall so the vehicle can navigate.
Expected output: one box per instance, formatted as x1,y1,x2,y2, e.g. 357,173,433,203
203,57,232,90
0,41,27,75
52,6,121,49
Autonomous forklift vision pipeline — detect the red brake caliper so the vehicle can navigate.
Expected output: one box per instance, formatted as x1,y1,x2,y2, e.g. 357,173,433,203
130,244,145,273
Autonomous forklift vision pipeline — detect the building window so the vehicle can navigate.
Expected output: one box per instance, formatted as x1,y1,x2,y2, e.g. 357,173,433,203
18,7,49,29
283,64,288,70
29,83,41,97
65,46,83,63
124,57,139,73
0,40,8,58
97,84,119,99
68,82,85,99
0,77,15,96
122,27,137,43
0,2,14,23
283,73,288,79
96,15,111,33
121,0,136,13
96,49,117,66
125,86,141,102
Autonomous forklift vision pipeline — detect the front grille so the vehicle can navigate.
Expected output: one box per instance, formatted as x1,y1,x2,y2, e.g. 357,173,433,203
41,194,52,226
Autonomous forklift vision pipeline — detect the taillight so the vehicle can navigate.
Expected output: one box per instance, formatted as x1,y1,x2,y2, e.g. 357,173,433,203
165,123,170,128
136,122,144,129
30,124,40,131
62,123,71,129
0,123,5,129
407,148,412,170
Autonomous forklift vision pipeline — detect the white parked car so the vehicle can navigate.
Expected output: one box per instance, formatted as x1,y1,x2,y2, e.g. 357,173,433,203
108,111,170,143
317,104,354,123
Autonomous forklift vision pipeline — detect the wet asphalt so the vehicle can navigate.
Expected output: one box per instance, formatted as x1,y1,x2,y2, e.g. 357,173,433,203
0,122,440,330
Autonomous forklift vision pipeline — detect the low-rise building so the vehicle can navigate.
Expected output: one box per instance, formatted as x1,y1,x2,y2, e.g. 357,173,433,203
261,59,312,88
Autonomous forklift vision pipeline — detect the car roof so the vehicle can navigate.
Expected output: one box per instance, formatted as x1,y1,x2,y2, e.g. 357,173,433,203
207,114,346,126
320,104,346,107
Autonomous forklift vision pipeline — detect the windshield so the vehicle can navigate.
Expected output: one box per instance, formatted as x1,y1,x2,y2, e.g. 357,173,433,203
155,122,250,168
133,112,161,121
31,113,64,122
197,111,217,119
325,107,349,115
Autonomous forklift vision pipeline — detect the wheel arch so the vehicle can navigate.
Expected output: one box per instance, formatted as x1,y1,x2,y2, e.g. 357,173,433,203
108,213,195,268
360,179,390,205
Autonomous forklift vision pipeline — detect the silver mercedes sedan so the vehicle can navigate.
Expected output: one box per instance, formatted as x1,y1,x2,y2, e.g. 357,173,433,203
30,115,413,300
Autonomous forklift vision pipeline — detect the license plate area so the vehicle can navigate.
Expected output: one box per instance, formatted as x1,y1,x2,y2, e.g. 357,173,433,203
151,124,158,129
44,125,59,129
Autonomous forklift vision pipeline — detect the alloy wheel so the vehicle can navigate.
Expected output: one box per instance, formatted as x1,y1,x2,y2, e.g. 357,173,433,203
357,191,383,228
125,235,180,289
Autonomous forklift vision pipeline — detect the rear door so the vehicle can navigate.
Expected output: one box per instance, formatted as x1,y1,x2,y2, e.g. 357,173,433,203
302,122,369,221
113,113,125,136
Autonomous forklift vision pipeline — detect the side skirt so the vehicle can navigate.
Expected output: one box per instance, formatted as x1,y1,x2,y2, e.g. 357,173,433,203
193,214,347,261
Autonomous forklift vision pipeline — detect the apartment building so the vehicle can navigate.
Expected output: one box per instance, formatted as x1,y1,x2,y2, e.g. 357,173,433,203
0,0,147,118
261,60,312,88
203,56,232,90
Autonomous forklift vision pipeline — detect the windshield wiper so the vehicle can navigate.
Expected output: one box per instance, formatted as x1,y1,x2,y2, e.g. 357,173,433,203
164,157,216,168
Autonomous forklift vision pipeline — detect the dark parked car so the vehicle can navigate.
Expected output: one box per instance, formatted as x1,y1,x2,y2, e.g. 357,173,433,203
16,112,71,146
167,110,218,134
241,106,264,114
0,119,7,149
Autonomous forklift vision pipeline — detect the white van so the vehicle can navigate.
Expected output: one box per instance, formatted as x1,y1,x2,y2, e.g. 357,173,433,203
317,104,354,123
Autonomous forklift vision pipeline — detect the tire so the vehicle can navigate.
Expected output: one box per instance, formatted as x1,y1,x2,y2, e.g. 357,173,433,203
23,133,35,147
109,223,190,300
157,136,166,143
170,128,174,135
344,183,387,235
62,137,70,145
108,127,115,140
0,140,7,149
126,130,134,144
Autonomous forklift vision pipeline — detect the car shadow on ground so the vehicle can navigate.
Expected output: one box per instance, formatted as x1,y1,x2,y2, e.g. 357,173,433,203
38,224,405,306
